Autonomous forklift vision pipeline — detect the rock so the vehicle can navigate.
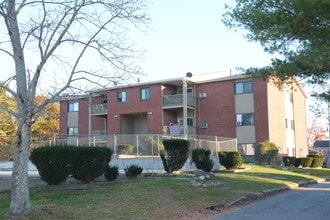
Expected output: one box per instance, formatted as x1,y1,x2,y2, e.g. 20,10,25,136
198,175,206,180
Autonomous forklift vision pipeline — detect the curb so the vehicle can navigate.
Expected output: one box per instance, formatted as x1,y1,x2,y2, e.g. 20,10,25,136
207,178,327,211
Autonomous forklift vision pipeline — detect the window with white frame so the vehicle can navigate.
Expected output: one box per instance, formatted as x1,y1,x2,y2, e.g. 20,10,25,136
236,113,254,126
68,102,79,112
117,91,127,102
140,88,150,100
68,127,78,136
235,81,253,94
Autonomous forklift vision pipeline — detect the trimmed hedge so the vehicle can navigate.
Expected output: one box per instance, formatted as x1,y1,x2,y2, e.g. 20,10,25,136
282,156,295,166
30,146,73,185
70,147,112,183
294,158,302,167
218,151,243,170
308,154,324,168
255,141,278,165
160,139,189,173
30,145,112,185
301,157,313,168
191,148,214,172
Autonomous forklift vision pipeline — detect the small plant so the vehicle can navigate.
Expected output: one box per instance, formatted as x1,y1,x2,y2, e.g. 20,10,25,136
125,165,143,179
160,139,189,173
191,148,214,172
104,165,119,181
218,151,243,170
255,141,278,165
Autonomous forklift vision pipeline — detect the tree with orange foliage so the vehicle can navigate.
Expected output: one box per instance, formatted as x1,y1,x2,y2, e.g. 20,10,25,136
31,95,59,136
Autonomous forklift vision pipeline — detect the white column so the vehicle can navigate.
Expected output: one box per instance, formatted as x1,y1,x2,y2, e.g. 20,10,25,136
182,78,188,137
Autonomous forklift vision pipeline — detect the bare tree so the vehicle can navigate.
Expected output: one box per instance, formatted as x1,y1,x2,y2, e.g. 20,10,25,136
0,0,149,215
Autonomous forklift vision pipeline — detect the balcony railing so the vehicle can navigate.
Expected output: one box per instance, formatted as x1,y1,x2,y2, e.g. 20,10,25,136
91,103,107,115
162,94,196,108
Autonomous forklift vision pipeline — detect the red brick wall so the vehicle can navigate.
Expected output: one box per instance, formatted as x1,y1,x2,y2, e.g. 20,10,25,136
253,79,270,143
195,80,236,138
78,98,89,134
107,83,163,134
59,100,68,135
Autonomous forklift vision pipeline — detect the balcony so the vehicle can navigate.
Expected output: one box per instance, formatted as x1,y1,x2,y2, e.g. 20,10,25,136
91,103,107,115
162,94,196,109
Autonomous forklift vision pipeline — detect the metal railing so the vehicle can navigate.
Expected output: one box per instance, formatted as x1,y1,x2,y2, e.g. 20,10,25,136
91,103,107,115
54,134,237,156
162,94,196,108
1,134,237,172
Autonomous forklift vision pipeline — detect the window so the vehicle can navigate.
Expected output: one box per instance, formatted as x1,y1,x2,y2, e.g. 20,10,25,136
236,113,254,126
235,81,253,94
117,91,126,102
178,117,194,127
291,120,295,130
140,88,150,100
68,127,78,136
68,102,79,112
178,87,194,97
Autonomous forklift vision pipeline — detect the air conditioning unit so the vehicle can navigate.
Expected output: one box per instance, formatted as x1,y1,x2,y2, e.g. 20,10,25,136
199,92,207,98
200,122,208,129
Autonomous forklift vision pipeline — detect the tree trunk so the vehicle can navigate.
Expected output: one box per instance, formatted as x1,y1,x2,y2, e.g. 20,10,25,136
5,1,34,215
7,123,34,215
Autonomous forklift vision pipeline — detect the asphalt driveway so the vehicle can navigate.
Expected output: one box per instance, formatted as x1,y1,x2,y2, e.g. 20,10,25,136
213,181,330,220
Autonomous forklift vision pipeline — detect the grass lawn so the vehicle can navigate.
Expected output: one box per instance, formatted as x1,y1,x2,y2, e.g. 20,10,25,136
1,164,330,219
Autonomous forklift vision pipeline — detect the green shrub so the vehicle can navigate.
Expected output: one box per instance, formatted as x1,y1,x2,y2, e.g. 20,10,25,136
116,144,134,155
191,148,214,172
71,146,112,183
300,157,313,168
218,151,243,170
30,145,74,185
160,139,190,173
255,141,279,165
124,165,143,179
294,158,302,167
308,154,324,168
104,165,119,181
282,156,295,166
31,145,112,184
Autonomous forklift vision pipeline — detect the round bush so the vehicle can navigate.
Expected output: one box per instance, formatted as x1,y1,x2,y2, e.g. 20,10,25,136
300,157,313,168
255,141,278,165
218,151,243,170
191,148,214,172
308,154,324,168
104,165,119,181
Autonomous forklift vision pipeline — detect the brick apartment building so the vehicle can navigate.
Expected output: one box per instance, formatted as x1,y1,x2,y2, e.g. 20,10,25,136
59,73,308,157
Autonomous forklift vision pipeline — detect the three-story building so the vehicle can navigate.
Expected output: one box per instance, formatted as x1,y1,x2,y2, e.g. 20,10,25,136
59,73,308,157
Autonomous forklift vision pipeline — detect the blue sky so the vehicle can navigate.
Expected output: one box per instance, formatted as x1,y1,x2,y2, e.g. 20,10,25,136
137,0,275,81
